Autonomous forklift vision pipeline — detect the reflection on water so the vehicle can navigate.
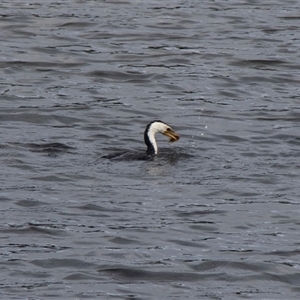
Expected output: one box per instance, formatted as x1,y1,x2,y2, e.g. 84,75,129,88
1,0,300,299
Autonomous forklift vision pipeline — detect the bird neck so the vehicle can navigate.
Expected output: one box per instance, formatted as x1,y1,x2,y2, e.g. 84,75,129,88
144,126,158,155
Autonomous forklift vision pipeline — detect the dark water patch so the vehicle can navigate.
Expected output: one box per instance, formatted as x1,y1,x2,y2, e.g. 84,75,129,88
190,260,278,273
159,83,185,91
240,152,264,157
0,260,25,267
101,149,148,161
3,160,40,172
279,15,300,20
189,224,218,232
262,272,300,286
75,203,126,213
8,270,51,279
51,102,90,110
0,227,67,237
168,239,207,248
87,70,156,82
100,267,300,286
25,142,75,154
0,185,38,193
15,199,46,207
212,134,248,143
270,134,300,145
0,113,82,125
239,75,300,84
60,22,95,28
254,115,300,122
218,90,241,98
220,249,256,254
99,267,208,282
29,175,73,182
175,210,226,218
1,243,70,253
265,249,300,257
0,225,68,237
7,142,75,155
0,60,85,69
31,258,97,269
1,282,51,291
102,147,189,163
230,59,288,67
109,237,141,245
64,272,100,280
0,196,11,202
165,58,191,64
61,211,111,219
260,27,284,34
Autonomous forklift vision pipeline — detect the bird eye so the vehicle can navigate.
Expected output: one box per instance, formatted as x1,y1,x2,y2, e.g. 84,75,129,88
166,128,171,131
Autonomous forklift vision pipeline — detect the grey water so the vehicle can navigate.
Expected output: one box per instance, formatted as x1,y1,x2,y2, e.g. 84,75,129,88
1,0,300,299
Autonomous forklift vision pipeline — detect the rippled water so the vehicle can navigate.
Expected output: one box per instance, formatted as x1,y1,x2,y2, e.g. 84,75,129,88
1,1,300,299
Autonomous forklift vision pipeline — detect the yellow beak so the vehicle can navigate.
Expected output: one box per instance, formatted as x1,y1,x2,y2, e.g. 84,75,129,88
163,129,180,143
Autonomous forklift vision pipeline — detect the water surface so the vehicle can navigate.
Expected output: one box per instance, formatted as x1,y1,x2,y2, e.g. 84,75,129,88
1,1,300,299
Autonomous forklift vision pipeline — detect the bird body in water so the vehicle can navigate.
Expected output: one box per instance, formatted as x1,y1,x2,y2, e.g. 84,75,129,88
103,120,180,160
